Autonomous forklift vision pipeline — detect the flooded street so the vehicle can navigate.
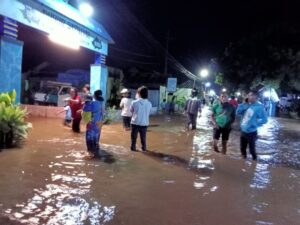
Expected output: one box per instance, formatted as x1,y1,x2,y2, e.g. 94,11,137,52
0,107,300,225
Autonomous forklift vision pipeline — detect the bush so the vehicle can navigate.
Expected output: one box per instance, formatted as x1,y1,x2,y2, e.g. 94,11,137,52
0,90,32,148
103,106,119,124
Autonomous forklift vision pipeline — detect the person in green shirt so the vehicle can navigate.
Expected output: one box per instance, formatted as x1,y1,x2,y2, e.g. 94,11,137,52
211,92,236,154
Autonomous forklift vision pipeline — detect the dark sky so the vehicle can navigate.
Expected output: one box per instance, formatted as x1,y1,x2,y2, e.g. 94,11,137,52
20,0,299,75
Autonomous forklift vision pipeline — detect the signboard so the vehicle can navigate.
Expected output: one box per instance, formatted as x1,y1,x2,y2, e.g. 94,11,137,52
167,78,177,93
0,0,113,54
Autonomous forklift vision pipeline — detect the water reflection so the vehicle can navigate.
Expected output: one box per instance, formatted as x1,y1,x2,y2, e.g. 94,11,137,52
4,146,115,224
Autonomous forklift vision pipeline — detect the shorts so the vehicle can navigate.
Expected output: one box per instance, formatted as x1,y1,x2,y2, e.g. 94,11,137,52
213,127,231,141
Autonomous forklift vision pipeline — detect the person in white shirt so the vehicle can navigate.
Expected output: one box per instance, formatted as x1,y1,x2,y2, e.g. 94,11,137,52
120,88,133,130
130,86,152,151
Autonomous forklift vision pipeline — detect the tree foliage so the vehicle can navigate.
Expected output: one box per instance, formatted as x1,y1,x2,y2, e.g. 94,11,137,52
219,25,300,93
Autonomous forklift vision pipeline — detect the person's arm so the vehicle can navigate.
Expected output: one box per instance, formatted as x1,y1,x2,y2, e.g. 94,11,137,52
257,107,268,127
69,96,80,104
211,104,218,128
120,98,124,109
184,100,188,112
236,103,249,116
56,109,66,115
130,102,135,113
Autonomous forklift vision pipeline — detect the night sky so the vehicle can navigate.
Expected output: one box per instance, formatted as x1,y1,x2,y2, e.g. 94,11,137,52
20,0,299,76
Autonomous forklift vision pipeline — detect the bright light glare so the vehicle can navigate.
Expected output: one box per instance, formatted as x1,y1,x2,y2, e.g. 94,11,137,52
236,92,241,96
49,32,80,50
200,69,209,78
79,2,94,17
263,91,271,98
222,88,227,92
209,90,216,96
205,82,211,87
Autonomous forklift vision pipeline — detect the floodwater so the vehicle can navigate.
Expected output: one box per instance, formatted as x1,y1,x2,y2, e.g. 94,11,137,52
0,107,300,225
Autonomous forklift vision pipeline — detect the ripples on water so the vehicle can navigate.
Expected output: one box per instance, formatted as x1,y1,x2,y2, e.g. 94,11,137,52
4,144,116,225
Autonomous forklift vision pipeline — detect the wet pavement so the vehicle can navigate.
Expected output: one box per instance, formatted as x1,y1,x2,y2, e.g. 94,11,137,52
0,107,300,225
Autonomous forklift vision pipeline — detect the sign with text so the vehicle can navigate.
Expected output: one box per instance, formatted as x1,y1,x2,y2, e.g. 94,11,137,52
167,78,177,93
0,0,112,54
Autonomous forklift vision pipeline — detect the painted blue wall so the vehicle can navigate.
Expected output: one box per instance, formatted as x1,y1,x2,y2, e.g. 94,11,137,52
0,37,23,103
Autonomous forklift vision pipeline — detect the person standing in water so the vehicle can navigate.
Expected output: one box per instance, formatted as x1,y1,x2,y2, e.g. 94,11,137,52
236,91,268,160
120,88,133,131
229,95,238,108
130,86,152,152
184,88,202,130
69,88,82,133
211,92,236,154
83,90,104,158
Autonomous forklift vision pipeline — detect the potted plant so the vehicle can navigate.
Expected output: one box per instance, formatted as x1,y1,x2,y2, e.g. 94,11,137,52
0,90,32,149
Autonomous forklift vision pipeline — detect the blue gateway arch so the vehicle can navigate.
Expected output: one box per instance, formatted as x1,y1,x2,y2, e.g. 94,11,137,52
0,0,114,102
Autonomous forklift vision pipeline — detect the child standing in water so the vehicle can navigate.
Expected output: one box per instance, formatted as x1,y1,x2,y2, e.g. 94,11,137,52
57,104,72,126
83,90,104,158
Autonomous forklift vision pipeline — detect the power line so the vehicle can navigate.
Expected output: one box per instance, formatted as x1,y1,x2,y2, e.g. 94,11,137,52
110,46,157,58
109,55,160,65
110,0,198,80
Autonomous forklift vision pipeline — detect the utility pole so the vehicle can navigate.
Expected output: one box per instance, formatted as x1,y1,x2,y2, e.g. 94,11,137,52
164,30,170,77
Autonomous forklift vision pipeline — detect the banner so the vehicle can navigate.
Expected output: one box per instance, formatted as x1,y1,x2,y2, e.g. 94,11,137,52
167,78,177,93
0,0,112,54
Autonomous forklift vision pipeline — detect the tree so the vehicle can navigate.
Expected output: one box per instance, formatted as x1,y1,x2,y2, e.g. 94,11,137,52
218,24,300,93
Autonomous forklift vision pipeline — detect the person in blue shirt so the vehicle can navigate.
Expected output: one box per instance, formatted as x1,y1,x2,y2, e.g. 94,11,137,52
236,91,268,160
83,90,104,158
130,86,152,152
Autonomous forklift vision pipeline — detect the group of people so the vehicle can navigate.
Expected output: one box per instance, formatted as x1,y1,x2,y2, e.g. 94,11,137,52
60,85,152,158
210,90,268,160
61,83,268,161
58,84,105,158
119,87,152,151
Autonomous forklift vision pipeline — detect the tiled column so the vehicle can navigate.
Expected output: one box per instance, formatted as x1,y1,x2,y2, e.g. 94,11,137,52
90,53,108,101
0,17,23,103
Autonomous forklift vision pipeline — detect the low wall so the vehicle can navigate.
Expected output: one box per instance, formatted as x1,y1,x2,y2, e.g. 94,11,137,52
21,104,65,119
21,105,159,119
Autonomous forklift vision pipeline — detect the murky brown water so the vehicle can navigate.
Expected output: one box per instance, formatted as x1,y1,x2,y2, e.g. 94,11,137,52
0,107,300,225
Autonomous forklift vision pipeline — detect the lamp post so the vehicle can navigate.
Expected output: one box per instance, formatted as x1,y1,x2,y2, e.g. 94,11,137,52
200,69,209,78
79,2,94,17
204,82,211,93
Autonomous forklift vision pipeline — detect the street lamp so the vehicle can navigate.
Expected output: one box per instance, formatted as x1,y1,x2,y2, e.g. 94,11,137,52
236,92,241,96
222,88,227,92
205,82,211,87
209,90,216,96
200,69,209,78
79,2,94,17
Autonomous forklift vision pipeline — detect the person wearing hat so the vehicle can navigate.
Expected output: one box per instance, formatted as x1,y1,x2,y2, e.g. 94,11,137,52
184,88,202,130
120,88,133,130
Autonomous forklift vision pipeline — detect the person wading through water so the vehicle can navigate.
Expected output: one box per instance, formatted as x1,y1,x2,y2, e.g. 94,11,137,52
211,92,236,154
130,86,152,152
184,88,202,130
236,90,268,160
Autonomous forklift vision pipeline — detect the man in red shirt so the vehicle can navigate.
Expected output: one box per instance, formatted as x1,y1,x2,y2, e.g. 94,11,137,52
229,95,238,108
69,88,82,133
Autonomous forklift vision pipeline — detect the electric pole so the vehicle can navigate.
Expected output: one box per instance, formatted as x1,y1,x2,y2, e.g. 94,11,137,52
164,30,170,77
